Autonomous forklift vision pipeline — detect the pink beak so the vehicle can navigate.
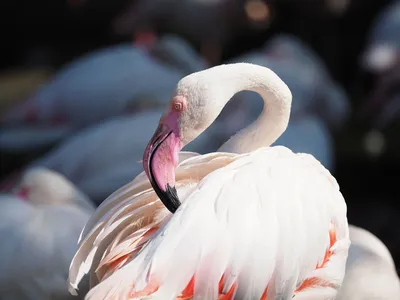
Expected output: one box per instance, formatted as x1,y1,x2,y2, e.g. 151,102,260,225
143,111,181,213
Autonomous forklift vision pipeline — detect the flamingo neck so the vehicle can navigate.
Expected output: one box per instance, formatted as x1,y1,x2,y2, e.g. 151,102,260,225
212,64,292,153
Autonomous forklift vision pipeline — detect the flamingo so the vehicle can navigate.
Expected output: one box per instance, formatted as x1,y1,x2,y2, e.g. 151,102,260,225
68,63,350,299
0,168,94,300
336,225,400,299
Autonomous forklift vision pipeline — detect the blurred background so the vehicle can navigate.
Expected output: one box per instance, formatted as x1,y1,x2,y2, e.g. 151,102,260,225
0,0,399,298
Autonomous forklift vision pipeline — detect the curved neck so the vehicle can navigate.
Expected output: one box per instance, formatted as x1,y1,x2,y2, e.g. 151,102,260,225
211,64,292,153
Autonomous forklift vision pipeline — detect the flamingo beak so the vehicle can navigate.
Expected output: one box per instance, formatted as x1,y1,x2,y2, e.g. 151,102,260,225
143,112,181,213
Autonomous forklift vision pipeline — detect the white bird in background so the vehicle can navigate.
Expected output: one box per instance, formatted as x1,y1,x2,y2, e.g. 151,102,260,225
0,35,204,153
0,168,94,300
336,225,400,300
69,63,349,299
362,1,400,74
0,110,222,204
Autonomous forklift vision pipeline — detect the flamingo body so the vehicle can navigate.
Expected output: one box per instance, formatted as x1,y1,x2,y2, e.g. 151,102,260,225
69,147,349,299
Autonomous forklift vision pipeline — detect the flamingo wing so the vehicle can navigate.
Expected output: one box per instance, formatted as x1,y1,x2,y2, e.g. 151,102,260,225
70,146,349,299
68,151,236,294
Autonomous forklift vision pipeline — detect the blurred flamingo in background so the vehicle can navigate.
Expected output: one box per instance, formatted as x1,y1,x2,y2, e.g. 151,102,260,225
336,225,400,300
0,168,94,300
0,35,205,153
68,63,349,299
361,1,400,75
0,109,222,204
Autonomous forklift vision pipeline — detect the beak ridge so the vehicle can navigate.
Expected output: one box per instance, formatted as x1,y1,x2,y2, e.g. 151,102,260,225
143,124,181,213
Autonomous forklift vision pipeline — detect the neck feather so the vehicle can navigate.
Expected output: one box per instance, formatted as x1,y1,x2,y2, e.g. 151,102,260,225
209,63,292,153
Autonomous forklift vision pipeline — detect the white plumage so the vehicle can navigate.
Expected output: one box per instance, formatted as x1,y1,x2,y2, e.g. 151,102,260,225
71,148,348,299
0,168,95,300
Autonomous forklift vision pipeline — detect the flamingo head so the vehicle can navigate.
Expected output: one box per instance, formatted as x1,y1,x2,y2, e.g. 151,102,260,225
143,96,186,213
143,71,226,213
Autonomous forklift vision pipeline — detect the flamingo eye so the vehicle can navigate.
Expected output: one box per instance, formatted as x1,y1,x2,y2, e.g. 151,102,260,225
173,102,183,111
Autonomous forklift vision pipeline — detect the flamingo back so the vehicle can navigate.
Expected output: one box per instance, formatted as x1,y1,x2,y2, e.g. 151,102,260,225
69,147,349,299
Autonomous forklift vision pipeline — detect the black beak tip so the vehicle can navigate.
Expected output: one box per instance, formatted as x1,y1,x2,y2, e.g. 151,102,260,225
152,182,181,214
165,184,180,213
